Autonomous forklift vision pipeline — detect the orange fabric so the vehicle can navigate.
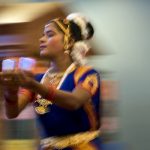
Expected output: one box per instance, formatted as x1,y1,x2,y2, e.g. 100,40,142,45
83,102,98,131
74,68,99,130
80,73,99,96
74,66,92,85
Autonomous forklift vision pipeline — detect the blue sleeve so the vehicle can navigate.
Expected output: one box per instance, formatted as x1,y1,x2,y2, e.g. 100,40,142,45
77,69,100,96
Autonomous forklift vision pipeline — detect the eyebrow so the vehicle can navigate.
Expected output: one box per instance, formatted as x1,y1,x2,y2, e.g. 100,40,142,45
44,30,55,35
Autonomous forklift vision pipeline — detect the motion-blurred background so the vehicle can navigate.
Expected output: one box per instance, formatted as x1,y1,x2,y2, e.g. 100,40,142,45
0,1,150,150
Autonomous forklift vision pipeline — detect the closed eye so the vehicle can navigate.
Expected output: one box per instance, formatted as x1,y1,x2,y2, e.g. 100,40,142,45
45,30,55,38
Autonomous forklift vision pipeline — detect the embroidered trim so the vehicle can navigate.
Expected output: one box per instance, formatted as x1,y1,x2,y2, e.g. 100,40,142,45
41,130,100,149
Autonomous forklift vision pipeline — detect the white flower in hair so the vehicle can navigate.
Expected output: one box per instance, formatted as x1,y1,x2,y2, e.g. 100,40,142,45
71,41,90,65
67,13,89,40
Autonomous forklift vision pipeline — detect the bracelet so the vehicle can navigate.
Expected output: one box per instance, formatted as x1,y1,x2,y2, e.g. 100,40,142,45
46,85,56,102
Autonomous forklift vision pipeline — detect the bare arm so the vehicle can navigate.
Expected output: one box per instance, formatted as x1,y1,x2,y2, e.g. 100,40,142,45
4,79,90,119
0,71,33,118
53,86,91,110
32,80,91,110
1,69,98,114
31,72,99,110
4,90,31,119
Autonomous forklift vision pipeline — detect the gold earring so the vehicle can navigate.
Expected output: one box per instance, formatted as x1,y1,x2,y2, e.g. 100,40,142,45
64,50,70,55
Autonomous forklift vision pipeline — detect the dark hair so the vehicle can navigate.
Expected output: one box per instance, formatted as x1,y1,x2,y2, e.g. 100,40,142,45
69,21,82,41
86,22,94,39
70,21,94,41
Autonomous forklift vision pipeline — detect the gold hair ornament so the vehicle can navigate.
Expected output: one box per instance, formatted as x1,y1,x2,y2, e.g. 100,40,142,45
52,19,74,52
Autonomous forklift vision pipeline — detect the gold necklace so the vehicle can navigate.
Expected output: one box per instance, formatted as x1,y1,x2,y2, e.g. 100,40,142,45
47,72,64,85
34,72,64,115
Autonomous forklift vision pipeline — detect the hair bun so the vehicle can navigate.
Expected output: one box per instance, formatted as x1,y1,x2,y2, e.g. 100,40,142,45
67,13,94,40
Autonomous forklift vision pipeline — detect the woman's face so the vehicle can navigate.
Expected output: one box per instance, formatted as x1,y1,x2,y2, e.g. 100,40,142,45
39,23,64,59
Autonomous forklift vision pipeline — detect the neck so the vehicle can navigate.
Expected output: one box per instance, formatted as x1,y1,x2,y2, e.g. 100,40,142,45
51,54,73,72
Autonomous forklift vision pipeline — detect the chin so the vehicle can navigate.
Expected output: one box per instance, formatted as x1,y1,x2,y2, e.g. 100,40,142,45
40,51,53,59
40,50,48,56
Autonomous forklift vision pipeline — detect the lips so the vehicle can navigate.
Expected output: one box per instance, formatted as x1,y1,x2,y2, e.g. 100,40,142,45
40,45,47,50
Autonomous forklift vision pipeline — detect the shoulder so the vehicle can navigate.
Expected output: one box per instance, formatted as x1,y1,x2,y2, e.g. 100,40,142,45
74,65,99,84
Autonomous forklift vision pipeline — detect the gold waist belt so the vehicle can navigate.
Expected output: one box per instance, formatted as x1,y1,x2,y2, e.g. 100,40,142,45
41,130,100,149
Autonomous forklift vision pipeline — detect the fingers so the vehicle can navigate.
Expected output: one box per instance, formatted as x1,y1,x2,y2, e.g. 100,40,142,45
21,70,34,78
0,69,34,89
0,70,18,86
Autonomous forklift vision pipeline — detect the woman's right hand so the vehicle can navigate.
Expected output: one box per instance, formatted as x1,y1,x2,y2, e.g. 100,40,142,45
0,69,35,90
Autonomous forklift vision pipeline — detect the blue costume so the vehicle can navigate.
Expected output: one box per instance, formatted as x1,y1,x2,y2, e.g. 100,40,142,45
21,65,102,150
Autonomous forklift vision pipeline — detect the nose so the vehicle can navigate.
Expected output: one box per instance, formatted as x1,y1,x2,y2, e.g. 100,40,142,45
39,35,46,43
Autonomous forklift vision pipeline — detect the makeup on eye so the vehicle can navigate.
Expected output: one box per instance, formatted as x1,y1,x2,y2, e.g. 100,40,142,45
45,30,55,38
